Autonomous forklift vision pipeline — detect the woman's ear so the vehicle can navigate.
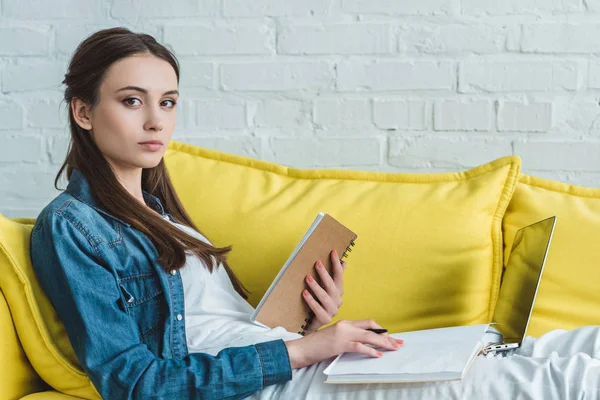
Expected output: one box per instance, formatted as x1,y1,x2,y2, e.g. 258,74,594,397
71,97,93,131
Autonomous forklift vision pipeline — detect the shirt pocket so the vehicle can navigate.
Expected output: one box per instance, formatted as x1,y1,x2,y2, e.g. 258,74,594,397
118,273,167,344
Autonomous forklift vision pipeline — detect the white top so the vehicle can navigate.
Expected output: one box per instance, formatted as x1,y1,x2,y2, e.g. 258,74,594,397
167,219,301,356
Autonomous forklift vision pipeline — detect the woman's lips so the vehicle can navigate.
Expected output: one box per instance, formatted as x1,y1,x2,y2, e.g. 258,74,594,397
138,142,163,151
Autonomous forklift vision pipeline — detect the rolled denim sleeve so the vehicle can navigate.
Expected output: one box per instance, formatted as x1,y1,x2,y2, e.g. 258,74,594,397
255,340,293,387
30,209,292,399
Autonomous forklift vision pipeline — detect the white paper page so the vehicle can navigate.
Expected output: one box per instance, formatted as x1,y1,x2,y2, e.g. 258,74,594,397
324,324,489,376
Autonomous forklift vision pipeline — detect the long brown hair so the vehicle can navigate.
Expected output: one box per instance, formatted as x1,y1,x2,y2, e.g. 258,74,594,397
56,27,248,299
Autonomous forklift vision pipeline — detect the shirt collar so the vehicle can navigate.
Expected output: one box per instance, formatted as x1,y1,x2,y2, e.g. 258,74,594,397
66,168,167,227
142,190,166,215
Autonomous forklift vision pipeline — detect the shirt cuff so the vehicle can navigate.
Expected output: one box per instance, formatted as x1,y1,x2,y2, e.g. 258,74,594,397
255,339,293,388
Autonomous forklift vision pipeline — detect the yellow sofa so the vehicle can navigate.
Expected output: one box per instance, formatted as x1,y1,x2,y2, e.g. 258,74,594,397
2,141,600,399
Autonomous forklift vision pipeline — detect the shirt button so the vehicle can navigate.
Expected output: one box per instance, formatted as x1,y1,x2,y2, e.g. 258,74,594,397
170,269,176,276
176,314,183,321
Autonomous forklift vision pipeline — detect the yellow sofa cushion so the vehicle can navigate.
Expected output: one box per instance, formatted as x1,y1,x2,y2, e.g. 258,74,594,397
499,174,600,337
164,141,521,333
0,287,49,400
0,215,100,399
20,392,83,400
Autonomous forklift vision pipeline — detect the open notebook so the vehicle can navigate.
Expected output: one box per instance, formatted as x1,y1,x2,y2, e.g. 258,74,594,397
323,324,490,383
250,212,357,335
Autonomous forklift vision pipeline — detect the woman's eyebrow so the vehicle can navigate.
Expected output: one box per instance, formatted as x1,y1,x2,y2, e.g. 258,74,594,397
116,85,179,96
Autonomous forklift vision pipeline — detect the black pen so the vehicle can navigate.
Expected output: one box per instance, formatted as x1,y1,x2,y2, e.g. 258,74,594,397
366,328,388,334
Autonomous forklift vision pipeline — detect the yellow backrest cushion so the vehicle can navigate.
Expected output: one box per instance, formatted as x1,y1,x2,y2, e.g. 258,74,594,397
500,174,600,337
0,287,49,400
0,215,100,399
164,141,521,333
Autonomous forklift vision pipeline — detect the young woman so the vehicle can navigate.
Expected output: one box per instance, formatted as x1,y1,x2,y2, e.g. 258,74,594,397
30,27,600,399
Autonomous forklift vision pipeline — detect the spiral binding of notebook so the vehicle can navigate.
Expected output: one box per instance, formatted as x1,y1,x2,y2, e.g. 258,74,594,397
298,239,356,336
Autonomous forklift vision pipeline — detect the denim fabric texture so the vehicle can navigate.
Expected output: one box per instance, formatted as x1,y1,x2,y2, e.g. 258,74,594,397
29,168,292,399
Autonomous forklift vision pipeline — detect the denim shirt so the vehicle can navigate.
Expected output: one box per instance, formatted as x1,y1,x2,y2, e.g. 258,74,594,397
29,169,292,399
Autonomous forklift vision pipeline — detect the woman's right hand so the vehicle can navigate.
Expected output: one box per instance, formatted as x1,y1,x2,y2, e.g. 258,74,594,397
284,320,404,369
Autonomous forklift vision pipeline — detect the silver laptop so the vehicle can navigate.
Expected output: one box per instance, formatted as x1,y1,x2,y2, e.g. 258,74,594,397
483,215,557,354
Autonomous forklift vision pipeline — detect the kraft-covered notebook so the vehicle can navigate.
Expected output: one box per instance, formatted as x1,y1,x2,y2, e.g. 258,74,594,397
250,212,357,335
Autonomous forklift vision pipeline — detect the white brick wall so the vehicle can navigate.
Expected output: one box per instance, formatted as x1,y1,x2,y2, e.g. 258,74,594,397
434,100,493,131
2,1,600,217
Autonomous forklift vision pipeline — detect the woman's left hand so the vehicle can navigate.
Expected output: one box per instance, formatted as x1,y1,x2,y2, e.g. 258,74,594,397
302,249,346,333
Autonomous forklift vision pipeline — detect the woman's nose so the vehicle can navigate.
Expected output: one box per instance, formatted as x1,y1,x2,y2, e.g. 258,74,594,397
143,110,164,132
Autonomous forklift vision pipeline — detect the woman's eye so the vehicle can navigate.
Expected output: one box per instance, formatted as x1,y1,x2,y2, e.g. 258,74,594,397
123,98,176,108
124,98,141,106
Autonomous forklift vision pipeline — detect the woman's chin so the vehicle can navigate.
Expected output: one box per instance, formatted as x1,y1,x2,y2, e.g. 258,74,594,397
137,156,164,169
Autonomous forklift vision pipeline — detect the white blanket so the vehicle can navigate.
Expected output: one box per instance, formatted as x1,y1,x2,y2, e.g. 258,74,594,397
249,326,600,399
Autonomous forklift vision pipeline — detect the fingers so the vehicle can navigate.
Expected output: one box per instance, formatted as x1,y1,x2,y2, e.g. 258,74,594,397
334,320,402,353
304,275,339,318
346,342,387,358
330,250,344,291
302,289,333,325
314,260,340,298
343,334,402,357
347,319,386,331
387,335,404,348
358,331,402,352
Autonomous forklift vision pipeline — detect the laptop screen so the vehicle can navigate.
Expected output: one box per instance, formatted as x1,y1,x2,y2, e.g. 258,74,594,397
492,216,556,341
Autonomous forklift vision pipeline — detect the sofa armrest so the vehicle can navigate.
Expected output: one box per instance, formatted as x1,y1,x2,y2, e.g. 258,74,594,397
21,391,82,400
0,288,49,400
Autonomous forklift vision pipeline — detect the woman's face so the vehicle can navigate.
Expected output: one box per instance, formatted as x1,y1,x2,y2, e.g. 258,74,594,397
76,53,179,173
